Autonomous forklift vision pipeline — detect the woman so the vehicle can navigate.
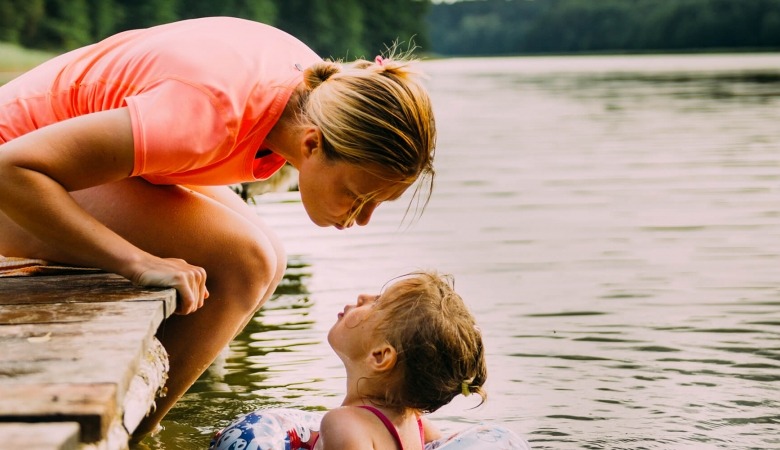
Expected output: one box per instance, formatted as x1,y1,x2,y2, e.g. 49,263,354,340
0,16,435,436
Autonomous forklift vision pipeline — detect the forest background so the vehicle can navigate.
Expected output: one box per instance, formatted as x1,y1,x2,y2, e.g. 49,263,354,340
1,0,780,60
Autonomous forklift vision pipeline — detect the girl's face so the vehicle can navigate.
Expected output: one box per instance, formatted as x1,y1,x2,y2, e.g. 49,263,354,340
327,283,401,362
296,147,410,229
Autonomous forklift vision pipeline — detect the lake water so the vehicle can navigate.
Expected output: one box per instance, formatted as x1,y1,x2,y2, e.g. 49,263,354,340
146,53,780,450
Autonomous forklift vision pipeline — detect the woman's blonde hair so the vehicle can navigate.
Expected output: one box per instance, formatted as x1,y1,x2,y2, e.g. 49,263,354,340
300,50,437,220
363,271,487,413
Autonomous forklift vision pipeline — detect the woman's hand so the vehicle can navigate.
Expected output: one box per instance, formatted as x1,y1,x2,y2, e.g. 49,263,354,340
132,257,209,315
0,107,210,314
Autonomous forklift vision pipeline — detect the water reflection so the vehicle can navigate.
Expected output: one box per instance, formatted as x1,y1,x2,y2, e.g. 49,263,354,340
143,257,328,449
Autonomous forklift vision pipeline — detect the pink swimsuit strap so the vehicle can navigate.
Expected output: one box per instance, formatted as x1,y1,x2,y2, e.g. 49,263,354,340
357,405,424,450
309,406,424,449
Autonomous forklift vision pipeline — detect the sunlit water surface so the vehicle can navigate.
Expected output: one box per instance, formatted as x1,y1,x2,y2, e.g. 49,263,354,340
146,54,780,450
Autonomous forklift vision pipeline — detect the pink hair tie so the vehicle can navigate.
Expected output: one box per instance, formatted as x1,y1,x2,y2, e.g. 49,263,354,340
374,55,384,66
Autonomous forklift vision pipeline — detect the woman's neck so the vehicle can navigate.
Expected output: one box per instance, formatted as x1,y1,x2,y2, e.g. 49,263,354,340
264,83,305,164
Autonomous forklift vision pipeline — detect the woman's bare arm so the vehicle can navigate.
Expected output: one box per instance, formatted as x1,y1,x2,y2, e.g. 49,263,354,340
0,108,208,313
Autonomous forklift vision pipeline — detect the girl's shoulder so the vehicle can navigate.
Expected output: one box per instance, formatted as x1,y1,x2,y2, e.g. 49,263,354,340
319,407,377,448
321,405,380,430
321,406,419,450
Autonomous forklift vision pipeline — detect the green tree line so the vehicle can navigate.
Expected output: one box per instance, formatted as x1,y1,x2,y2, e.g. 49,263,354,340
0,0,430,58
428,0,780,55
2,0,779,58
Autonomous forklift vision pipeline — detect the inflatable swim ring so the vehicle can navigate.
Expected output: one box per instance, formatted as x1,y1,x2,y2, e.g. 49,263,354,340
209,408,322,450
425,423,531,449
209,408,530,450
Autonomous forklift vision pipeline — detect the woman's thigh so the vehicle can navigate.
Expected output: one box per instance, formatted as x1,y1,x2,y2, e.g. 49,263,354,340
183,184,286,264
0,178,284,277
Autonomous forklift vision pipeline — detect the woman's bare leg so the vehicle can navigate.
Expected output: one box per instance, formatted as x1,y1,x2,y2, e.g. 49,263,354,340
0,178,287,437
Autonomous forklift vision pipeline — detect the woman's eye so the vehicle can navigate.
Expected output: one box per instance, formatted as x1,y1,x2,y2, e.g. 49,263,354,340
344,188,358,200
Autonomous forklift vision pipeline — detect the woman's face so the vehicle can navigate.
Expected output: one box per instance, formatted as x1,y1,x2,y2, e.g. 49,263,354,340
296,148,411,229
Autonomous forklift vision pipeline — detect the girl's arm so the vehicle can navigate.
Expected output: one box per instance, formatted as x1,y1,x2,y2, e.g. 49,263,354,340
0,107,208,313
421,416,443,443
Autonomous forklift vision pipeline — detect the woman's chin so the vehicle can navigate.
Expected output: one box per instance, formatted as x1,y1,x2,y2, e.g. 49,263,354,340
306,213,346,229
305,213,332,228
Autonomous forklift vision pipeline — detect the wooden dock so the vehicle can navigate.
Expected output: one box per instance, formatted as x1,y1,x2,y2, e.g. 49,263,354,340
0,272,176,450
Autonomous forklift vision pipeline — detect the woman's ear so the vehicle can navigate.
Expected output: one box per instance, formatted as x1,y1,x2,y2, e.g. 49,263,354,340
301,127,321,159
368,343,397,373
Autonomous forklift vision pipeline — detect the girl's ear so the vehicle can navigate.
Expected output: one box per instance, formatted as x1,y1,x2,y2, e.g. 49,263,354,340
368,343,397,373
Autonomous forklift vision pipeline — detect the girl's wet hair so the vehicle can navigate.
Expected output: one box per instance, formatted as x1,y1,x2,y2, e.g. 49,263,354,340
366,271,487,413
299,50,437,222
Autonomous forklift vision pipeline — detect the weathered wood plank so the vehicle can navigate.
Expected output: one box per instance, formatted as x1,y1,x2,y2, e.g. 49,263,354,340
0,357,149,385
0,273,176,446
0,315,156,338
0,273,176,316
0,302,166,388
122,338,168,434
0,384,115,442
0,422,80,450
0,299,166,325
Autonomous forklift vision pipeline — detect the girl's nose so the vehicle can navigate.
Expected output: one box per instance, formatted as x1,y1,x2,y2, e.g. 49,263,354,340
356,293,379,306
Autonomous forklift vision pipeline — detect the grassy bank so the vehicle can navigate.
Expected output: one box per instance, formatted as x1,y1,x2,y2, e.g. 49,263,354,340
0,42,55,84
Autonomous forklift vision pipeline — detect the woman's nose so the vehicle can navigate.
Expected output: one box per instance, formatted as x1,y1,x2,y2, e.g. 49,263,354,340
355,202,379,226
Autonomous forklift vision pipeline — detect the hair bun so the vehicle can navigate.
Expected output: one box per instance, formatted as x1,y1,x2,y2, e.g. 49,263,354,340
303,61,341,90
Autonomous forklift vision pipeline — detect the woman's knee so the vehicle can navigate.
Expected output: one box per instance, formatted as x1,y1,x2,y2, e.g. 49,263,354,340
269,231,287,292
67,180,286,313
240,217,287,311
181,184,287,310
206,229,285,314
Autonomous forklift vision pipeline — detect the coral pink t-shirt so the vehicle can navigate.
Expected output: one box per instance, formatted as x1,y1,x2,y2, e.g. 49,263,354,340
0,17,321,185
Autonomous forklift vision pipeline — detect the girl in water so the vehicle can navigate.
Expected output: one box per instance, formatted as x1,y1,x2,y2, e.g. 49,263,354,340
0,17,435,436
211,271,488,450
314,271,487,449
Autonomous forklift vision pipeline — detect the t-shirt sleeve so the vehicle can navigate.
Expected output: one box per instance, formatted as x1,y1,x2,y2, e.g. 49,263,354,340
124,79,233,178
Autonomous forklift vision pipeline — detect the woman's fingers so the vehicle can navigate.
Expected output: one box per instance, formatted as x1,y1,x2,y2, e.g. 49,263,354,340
132,258,208,315
174,262,207,315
